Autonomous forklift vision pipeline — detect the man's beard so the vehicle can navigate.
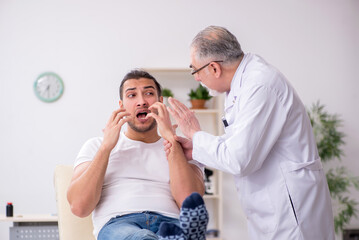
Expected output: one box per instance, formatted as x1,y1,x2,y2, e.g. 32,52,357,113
200,82,221,97
127,119,157,133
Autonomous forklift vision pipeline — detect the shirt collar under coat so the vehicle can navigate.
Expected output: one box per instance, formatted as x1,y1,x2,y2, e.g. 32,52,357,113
224,53,251,112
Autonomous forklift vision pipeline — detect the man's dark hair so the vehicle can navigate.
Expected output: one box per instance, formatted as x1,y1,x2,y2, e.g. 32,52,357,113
119,69,162,100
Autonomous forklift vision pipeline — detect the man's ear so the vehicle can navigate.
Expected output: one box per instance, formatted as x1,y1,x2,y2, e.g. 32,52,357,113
210,62,222,78
159,96,163,103
119,100,123,108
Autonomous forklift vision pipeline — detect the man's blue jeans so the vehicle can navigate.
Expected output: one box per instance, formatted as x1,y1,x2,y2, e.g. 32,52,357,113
97,211,180,240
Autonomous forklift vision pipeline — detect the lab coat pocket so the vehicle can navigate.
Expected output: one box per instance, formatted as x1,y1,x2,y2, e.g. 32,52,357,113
242,188,277,234
279,159,324,224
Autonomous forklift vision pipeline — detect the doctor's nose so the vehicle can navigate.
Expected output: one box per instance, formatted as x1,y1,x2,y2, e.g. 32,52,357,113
194,74,201,82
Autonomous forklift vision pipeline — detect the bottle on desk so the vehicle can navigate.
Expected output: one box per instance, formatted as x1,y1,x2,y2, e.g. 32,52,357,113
6,202,13,217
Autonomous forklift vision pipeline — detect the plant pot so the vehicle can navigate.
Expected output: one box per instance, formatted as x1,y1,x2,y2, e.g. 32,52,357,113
190,99,207,109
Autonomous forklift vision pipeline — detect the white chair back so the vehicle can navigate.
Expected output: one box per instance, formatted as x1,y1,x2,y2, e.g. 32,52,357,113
54,165,96,240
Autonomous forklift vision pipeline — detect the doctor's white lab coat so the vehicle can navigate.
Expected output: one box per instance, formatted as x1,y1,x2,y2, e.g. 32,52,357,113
192,53,335,240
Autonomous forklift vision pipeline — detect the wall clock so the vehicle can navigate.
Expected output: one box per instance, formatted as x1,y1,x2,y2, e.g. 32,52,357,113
34,72,64,103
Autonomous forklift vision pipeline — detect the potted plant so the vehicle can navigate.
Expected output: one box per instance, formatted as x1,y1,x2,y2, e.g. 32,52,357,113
188,84,212,109
307,101,359,234
162,88,174,106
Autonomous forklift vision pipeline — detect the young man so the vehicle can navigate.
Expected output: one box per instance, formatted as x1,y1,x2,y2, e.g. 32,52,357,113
67,70,207,240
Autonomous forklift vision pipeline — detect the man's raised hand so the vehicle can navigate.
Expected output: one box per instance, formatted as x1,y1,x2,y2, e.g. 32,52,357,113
102,108,131,151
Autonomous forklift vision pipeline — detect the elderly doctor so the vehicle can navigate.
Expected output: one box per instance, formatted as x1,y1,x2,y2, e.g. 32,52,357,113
166,26,335,240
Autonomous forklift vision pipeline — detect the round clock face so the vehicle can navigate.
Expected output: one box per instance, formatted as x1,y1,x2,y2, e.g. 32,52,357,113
34,72,64,102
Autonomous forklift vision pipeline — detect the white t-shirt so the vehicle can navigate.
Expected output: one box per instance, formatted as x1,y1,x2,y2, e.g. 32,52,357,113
75,132,203,237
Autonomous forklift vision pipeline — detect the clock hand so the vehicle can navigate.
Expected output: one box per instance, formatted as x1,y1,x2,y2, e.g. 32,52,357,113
46,85,50,98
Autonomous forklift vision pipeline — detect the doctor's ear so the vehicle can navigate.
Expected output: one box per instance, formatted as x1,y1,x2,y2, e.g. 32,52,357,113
119,100,123,108
210,62,222,78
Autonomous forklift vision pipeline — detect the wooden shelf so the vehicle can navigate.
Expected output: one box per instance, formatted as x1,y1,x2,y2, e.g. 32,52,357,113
193,109,220,114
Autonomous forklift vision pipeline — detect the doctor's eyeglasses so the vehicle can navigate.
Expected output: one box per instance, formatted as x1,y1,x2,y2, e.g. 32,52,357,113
190,60,223,75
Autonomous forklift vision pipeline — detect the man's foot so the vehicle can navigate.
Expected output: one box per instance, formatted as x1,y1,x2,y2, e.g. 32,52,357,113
158,193,208,240
179,192,208,240
158,222,187,240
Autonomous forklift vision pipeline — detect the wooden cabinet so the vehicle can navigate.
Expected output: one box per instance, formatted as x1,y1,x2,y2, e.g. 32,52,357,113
146,68,224,240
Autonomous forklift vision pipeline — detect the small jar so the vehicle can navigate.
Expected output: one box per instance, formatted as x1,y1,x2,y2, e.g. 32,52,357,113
6,202,13,217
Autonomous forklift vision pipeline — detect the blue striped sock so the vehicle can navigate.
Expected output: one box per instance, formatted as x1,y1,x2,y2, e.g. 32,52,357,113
179,192,209,240
158,222,187,240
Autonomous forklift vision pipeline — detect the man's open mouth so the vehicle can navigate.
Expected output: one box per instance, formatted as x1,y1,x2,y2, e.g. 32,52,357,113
136,110,149,119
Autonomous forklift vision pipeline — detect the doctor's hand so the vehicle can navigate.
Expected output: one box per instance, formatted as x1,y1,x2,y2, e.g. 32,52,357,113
164,135,193,161
102,108,131,151
167,97,201,140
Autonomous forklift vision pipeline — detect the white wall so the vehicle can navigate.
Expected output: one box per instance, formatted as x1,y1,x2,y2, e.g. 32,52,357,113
0,0,358,239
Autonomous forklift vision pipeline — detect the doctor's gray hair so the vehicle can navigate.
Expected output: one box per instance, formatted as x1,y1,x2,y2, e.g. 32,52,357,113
191,26,243,63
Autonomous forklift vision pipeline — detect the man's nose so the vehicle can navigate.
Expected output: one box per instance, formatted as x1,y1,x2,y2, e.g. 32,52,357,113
136,95,148,107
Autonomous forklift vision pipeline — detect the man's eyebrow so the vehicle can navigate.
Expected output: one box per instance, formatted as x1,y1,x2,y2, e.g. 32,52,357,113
125,86,155,92
144,86,155,90
125,87,136,92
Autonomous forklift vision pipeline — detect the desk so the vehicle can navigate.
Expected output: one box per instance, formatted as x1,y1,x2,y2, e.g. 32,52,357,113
0,214,58,240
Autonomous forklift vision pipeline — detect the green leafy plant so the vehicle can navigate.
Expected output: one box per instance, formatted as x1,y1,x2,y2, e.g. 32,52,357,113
188,84,212,100
162,88,174,97
308,101,359,233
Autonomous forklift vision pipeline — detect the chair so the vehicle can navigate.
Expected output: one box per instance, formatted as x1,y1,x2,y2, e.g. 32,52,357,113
54,165,96,240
